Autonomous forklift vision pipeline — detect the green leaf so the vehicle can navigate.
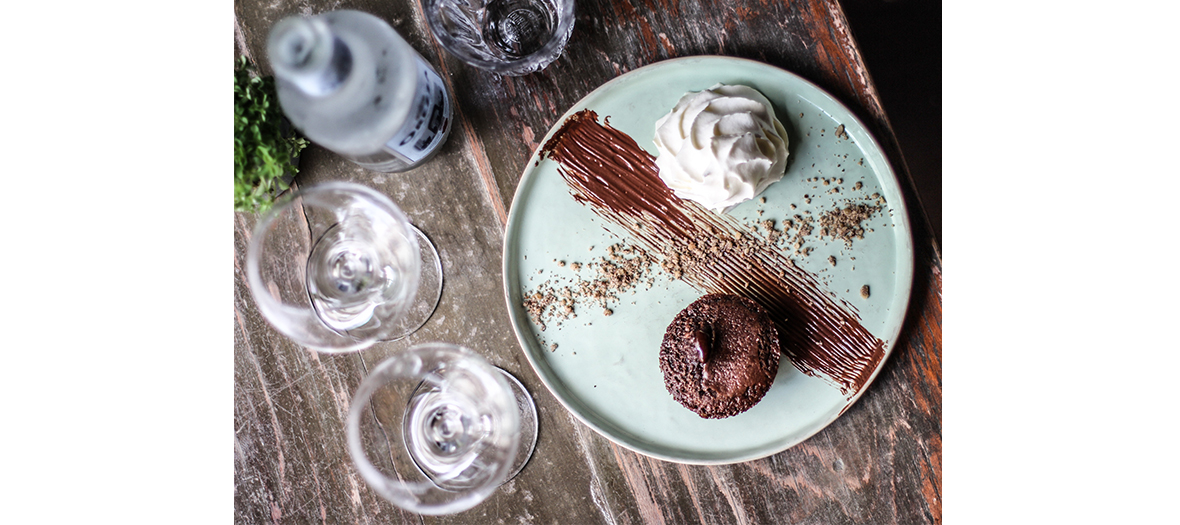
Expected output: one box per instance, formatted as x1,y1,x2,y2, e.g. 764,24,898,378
234,56,308,213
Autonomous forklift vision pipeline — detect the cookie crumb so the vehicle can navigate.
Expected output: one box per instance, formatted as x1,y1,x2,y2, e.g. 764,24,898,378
818,203,880,247
759,219,780,243
522,243,654,330
860,285,870,299
603,308,613,316
550,343,558,351
827,255,836,267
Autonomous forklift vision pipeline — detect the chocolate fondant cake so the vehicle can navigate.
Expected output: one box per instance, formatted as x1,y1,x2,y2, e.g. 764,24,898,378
658,293,780,419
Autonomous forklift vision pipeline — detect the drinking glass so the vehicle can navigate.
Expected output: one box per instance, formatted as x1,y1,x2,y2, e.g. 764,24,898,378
423,0,575,76
347,343,539,514
246,182,443,352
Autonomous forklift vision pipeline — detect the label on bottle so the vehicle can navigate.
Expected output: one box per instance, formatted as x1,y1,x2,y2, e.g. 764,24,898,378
383,58,451,163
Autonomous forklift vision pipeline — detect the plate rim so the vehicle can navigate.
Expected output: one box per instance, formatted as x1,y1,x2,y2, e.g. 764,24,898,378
501,55,915,464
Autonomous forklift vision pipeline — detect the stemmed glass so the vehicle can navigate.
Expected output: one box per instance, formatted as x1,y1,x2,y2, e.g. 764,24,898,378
248,183,538,512
245,181,443,352
347,343,538,515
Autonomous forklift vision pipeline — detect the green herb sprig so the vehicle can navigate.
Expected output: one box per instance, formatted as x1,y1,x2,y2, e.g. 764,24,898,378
234,56,308,213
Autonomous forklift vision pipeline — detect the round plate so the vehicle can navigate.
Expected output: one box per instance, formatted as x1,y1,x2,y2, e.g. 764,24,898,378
503,56,914,464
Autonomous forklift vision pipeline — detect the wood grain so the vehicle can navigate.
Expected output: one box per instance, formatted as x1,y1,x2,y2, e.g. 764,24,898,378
233,0,942,522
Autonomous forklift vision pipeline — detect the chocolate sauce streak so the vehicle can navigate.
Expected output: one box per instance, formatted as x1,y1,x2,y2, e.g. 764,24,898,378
540,110,886,396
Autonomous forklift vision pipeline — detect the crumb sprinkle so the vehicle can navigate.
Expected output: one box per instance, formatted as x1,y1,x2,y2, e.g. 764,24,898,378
523,243,655,330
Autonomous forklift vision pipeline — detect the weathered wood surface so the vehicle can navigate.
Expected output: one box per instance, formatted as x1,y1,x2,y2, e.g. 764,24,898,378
233,0,942,522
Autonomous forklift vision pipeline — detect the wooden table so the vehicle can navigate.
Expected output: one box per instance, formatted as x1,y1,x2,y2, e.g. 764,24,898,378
233,0,942,522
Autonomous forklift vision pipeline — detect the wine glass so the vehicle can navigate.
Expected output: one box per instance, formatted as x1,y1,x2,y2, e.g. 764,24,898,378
347,343,539,515
245,181,443,352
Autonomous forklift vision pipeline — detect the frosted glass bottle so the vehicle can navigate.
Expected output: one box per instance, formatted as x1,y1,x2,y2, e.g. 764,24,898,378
267,10,452,172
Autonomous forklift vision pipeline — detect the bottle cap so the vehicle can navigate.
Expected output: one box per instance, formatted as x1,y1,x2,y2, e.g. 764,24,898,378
268,16,349,96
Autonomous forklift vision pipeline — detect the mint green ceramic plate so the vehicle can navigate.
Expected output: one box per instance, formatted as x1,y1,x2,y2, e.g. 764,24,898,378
503,56,914,464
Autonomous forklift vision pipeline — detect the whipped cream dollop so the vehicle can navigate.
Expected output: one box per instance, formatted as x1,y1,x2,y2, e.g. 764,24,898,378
653,84,789,213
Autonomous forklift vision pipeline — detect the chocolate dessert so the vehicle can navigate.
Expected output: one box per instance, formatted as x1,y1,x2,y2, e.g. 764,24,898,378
542,110,887,397
659,293,780,418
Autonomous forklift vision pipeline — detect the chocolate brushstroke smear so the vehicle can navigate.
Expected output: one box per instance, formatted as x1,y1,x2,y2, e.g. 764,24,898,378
540,110,886,396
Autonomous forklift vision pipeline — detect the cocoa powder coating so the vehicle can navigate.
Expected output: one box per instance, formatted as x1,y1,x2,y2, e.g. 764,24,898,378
659,294,780,419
